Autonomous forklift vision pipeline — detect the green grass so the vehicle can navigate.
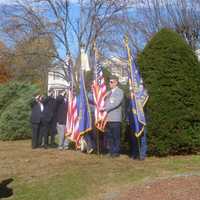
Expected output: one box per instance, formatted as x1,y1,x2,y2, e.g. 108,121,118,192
1,141,200,200
12,156,200,200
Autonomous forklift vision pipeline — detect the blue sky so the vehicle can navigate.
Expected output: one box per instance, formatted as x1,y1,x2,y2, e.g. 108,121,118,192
0,0,80,57
0,0,151,61
2,0,196,59
0,0,79,4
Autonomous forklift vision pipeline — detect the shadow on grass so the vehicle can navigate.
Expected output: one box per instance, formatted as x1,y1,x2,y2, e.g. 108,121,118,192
0,178,14,198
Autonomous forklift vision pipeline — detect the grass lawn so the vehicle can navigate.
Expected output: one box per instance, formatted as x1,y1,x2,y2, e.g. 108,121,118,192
0,140,200,200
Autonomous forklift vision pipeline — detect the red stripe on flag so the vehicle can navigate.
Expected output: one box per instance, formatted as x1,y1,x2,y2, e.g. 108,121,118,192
65,90,81,148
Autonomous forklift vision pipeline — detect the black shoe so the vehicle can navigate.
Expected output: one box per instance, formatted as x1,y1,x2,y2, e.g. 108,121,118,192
50,143,58,148
131,156,138,160
111,154,120,158
105,153,112,157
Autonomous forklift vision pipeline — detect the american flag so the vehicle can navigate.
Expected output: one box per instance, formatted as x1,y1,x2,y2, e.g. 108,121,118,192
92,62,107,132
65,56,81,148
66,90,81,148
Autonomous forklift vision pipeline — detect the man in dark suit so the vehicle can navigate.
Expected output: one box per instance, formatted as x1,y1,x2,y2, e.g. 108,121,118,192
42,89,57,147
35,95,49,149
56,90,70,150
30,94,43,149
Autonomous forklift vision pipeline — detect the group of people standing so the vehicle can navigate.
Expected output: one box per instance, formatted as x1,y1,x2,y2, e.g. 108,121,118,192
30,75,147,160
30,89,69,149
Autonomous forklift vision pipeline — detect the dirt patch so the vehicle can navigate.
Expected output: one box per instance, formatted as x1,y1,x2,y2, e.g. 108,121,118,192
1,140,200,200
117,176,200,200
0,140,92,181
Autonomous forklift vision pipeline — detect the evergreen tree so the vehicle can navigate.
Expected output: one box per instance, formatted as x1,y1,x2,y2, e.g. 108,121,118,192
138,28,200,156
0,82,39,140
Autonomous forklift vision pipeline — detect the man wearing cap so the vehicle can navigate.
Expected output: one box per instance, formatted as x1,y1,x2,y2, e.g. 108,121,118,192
103,75,124,157
56,89,70,150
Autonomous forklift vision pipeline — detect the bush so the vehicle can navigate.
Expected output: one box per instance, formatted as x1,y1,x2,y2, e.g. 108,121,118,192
0,82,39,140
137,28,200,156
0,82,20,111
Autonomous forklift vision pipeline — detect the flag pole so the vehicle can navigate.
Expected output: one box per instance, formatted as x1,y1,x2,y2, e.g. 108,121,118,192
96,128,100,155
124,35,140,159
93,42,101,156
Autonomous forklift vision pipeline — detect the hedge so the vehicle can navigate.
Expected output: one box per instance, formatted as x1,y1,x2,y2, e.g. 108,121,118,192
0,82,39,140
138,28,200,156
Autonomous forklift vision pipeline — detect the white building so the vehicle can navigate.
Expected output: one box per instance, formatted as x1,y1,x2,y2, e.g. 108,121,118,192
195,49,200,61
48,63,69,97
48,48,90,96
103,56,128,84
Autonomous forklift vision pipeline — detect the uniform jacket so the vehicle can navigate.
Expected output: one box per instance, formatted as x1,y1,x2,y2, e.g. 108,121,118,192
56,95,68,125
105,87,124,122
30,99,42,124
42,96,57,123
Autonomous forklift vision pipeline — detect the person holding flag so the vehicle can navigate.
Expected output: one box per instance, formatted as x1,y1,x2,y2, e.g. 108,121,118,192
102,75,124,157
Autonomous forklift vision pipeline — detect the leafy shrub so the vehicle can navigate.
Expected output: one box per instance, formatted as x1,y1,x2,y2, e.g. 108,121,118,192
0,82,39,140
138,28,200,156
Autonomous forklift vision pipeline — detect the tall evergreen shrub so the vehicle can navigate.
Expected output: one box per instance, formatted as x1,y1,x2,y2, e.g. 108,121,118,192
0,82,39,140
138,28,200,156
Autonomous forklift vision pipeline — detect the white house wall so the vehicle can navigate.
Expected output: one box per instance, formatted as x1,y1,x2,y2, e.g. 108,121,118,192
48,68,69,96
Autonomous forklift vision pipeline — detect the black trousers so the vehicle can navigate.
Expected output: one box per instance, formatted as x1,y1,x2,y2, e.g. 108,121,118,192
39,122,48,147
49,119,57,145
31,123,40,148
106,122,121,155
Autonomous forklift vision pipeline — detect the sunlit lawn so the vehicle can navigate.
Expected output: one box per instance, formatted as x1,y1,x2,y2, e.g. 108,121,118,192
0,140,200,200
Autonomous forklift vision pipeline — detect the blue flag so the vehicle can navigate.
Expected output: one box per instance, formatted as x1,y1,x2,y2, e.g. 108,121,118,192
128,59,149,137
78,71,92,135
123,36,149,137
